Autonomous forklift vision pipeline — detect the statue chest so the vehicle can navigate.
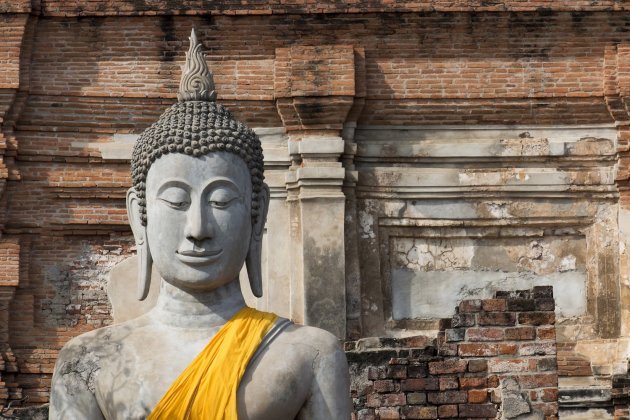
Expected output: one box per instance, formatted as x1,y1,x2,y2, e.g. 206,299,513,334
93,335,310,420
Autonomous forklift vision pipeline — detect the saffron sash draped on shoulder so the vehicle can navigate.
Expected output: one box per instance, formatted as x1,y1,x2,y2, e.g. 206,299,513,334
148,307,278,420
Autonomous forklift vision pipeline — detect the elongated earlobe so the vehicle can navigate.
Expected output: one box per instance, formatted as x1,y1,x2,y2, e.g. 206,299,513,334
126,188,153,301
246,184,270,298
136,235,153,301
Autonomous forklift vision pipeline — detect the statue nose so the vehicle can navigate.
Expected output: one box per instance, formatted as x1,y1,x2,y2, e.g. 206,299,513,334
184,205,214,242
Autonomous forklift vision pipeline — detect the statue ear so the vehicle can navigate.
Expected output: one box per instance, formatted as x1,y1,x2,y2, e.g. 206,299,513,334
246,183,270,298
126,188,153,301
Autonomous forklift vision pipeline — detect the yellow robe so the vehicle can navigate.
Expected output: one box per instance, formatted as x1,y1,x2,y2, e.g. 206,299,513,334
148,307,278,420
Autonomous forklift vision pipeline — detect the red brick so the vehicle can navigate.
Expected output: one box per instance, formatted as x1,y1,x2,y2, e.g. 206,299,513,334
542,388,559,402
401,405,437,419
368,367,386,380
532,402,559,416
458,343,499,357
439,376,459,391
519,342,557,356
517,373,558,389
478,312,517,326
367,393,406,408
377,407,400,420
467,327,505,341
445,328,466,342
537,358,557,372
385,365,407,379
451,313,475,328
535,298,555,311
428,359,467,374
459,299,482,313
459,377,487,390
437,404,458,418
401,378,439,392
458,403,498,418
507,298,536,311
467,359,488,373
406,392,426,405
488,358,532,373
438,343,458,357
407,364,428,378
518,312,556,326
487,375,500,388
356,409,377,420
427,390,468,405
399,336,431,348
374,380,395,393
468,389,488,403
482,299,506,312
505,326,536,340
537,327,556,340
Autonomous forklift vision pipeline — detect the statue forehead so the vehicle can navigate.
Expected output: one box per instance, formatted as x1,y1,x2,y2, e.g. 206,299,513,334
146,152,252,190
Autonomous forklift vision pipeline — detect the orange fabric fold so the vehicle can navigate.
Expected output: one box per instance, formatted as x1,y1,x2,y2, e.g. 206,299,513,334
148,307,278,420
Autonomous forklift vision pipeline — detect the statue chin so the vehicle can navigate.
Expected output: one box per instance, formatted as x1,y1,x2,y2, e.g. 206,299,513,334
108,256,256,324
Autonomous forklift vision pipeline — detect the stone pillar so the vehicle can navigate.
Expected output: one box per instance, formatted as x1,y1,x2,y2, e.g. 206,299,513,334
286,137,346,337
274,45,361,338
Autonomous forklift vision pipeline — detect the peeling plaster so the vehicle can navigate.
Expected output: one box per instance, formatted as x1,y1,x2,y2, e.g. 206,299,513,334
358,210,375,239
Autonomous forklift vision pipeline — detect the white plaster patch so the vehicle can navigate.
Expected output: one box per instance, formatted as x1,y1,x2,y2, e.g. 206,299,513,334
559,409,613,420
486,202,511,219
391,270,587,319
358,210,375,239
559,255,577,272
393,238,474,271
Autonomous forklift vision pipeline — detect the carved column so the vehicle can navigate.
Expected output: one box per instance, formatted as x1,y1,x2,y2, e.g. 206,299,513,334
0,10,35,407
274,45,360,338
605,43,630,340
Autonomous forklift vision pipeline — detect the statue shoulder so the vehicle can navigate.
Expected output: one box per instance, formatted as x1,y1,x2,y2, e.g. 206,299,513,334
271,323,352,419
271,322,348,377
52,324,129,391
50,324,134,420
283,323,344,355
240,321,351,419
56,321,137,367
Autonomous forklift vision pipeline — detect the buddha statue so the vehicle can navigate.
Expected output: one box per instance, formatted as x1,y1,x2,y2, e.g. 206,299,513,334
49,29,351,420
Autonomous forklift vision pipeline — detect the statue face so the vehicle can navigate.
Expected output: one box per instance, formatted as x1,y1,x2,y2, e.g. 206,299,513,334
144,152,252,290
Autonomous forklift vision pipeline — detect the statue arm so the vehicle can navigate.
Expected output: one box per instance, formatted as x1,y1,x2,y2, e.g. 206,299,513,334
298,333,352,420
49,343,105,420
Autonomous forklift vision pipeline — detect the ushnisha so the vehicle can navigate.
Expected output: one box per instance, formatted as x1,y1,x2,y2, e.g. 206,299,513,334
49,29,351,420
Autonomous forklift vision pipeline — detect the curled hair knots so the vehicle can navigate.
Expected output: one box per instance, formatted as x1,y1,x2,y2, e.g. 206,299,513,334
131,101,264,226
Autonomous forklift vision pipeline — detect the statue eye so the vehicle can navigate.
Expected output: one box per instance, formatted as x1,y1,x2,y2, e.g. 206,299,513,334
209,200,230,208
158,187,190,209
209,197,237,209
208,189,239,209
162,200,189,209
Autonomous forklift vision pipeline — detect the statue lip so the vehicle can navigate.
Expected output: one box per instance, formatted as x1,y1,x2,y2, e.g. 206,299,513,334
176,249,223,264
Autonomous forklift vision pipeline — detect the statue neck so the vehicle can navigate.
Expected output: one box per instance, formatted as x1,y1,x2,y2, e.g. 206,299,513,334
150,278,247,330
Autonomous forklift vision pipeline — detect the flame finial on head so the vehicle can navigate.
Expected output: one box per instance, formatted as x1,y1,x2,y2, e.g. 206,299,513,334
177,28,216,102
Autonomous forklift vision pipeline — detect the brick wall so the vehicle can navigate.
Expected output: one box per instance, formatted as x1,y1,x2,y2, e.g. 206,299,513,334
0,3,629,412
6,233,134,404
7,1,630,17
347,287,558,420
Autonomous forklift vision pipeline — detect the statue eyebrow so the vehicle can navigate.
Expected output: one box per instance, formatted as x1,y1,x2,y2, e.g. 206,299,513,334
155,179,191,196
200,178,242,196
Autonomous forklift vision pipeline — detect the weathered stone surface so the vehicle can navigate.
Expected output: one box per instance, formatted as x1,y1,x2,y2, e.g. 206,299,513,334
501,378,533,419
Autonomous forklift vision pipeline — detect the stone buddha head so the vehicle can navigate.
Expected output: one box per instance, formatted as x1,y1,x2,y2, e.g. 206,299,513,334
126,29,269,300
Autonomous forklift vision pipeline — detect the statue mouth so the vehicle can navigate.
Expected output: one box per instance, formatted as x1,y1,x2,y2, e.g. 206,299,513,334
176,249,223,264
